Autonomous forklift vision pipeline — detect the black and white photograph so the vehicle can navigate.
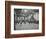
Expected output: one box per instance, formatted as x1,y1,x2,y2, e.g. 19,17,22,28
5,1,45,38
14,9,39,30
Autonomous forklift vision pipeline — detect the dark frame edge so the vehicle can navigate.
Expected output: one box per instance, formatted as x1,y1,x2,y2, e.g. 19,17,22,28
5,1,45,38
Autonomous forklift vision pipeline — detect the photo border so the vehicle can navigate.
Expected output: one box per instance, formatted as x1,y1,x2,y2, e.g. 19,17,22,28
11,5,42,34
5,1,45,38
